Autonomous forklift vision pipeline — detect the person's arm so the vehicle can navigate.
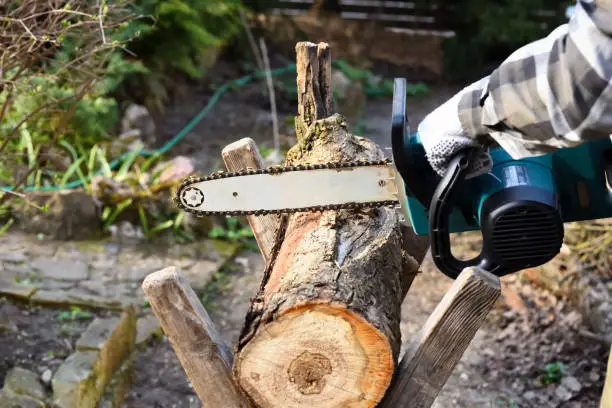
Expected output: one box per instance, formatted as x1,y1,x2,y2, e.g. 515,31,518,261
420,0,612,177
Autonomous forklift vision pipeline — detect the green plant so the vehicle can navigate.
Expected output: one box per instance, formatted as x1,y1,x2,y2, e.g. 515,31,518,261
102,198,135,230
200,261,240,309
538,362,567,386
14,277,33,285
0,0,138,212
0,218,15,236
107,0,245,110
495,397,520,408
208,216,257,250
138,204,174,240
258,144,274,158
49,139,196,241
46,349,68,359
332,59,429,98
57,306,94,322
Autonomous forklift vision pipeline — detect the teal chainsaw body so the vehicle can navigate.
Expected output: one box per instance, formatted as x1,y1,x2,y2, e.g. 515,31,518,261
391,78,612,279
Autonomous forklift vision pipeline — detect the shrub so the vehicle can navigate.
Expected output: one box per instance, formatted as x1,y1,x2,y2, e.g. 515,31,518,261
0,1,134,196
442,0,572,80
107,0,245,109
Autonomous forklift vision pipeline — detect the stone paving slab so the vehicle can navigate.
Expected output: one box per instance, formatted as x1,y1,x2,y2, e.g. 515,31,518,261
31,289,127,310
0,252,27,263
52,307,137,408
0,232,238,311
3,367,47,401
31,258,89,281
0,279,39,300
0,390,45,408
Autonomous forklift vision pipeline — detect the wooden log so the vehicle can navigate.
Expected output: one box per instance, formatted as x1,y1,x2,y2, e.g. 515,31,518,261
380,267,501,408
222,138,282,262
142,267,252,408
231,41,422,408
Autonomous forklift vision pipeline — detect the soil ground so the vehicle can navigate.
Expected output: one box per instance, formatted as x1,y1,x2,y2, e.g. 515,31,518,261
0,55,609,408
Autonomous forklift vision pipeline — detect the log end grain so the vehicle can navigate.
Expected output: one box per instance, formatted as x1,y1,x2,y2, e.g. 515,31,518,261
235,303,394,408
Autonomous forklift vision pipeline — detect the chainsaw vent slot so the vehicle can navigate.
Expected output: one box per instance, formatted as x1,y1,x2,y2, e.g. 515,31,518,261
489,204,563,268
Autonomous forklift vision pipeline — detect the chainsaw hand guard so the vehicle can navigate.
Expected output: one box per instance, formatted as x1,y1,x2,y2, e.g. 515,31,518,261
428,149,486,279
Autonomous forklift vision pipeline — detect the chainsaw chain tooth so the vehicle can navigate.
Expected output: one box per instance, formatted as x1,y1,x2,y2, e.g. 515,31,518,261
174,159,400,216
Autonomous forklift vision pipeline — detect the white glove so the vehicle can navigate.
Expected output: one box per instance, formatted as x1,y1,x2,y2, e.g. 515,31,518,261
418,85,493,179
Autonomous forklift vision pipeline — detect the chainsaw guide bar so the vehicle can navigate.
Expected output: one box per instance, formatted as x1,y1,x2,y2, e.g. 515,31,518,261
175,159,401,216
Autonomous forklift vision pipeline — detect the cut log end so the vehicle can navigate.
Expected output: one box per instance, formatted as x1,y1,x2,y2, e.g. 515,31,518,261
235,303,394,408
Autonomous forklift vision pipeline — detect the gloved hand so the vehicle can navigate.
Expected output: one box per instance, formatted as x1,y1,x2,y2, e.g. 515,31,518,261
417,86,493,180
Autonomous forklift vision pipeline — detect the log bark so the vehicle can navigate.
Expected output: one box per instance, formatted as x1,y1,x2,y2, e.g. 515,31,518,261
142,267,252,408
231,41,425,408
380,267,501,408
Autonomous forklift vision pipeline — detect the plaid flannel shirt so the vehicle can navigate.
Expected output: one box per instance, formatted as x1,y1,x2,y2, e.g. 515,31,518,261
457,0,612,159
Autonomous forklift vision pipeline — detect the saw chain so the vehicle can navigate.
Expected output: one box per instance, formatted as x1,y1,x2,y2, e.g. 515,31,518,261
174,158,400,217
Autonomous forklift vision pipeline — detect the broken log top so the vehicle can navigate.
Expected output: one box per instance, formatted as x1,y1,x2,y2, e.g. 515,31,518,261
232,41,410,408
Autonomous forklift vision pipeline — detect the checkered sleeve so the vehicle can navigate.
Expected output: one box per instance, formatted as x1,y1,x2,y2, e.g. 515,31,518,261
456,0,612,159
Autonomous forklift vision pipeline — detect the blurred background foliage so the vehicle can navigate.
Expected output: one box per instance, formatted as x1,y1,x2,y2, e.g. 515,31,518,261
2,0,246,160
441,0,574,80
0,0,251,233
1,0,575,177
0,0,591,247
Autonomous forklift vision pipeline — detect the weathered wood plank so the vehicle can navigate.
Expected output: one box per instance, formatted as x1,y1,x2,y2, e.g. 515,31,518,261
222,138,283,263
294,41,332,141
601,344,612,408
380,266,501,408
142,267,252,408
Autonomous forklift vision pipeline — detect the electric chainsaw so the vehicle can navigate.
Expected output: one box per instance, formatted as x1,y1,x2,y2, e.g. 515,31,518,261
176,78,612,280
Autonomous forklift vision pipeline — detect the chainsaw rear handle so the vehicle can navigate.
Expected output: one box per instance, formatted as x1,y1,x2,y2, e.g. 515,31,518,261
428,149,490,279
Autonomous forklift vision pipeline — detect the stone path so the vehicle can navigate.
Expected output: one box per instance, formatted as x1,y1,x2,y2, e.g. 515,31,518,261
0,231,242,407
0,232,237,311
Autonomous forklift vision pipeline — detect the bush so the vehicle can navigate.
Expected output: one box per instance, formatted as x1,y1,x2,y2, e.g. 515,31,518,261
440,0,572,80
0,0,246,177
107,0,244,109
0,0,247,235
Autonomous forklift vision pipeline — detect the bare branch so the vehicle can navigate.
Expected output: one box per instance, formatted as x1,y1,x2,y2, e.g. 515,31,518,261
0,0,140,210
98,2,107,44
0,188,48,211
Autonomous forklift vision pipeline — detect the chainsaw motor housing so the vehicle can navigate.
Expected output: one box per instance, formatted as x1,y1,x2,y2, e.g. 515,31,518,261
391,78,612,279
429,148,564,278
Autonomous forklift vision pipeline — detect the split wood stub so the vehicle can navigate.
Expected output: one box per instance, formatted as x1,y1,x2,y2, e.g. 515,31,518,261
232,42,408,408
142,267,252,408
222,138,282,262
380,267,501,408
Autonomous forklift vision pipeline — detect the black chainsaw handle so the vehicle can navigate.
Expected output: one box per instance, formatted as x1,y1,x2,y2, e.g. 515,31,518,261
428,149,490,279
